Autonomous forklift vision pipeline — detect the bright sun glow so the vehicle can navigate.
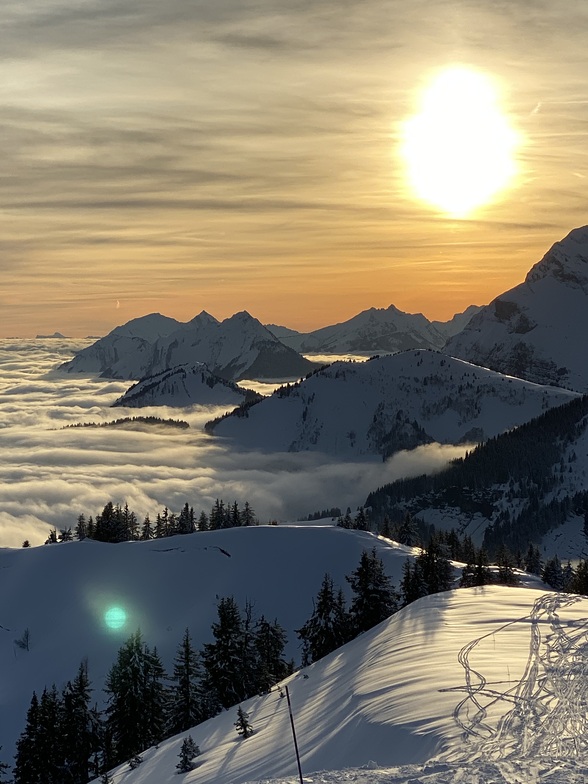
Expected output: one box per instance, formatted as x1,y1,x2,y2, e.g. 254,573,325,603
401,67,520,217
104,606,127,631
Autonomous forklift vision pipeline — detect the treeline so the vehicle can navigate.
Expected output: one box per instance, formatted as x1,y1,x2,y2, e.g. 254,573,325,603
298,540,457,666
13,599,290,783
365,393,588,556
43,498,258,545
63,416,190,430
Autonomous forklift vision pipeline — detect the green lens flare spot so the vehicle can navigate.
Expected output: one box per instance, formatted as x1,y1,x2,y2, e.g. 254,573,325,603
104,606,127,630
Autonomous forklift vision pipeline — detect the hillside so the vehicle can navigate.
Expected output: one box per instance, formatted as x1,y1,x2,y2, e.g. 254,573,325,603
365,393,588,557
207,350,577,459
112,364,260,408
91,585,588,784
0,525,417,765
446,226,588,391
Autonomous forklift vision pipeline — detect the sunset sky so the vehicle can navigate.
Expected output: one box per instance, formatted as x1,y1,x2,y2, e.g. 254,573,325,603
2,0,588,337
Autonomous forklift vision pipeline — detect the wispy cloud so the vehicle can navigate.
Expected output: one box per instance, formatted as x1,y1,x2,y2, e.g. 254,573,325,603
2,1,588,334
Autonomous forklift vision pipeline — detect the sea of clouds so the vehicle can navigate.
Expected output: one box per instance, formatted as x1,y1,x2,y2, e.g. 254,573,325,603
0,340,467,547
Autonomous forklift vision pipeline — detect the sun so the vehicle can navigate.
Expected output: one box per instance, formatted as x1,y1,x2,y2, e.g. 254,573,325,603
400,67,520,217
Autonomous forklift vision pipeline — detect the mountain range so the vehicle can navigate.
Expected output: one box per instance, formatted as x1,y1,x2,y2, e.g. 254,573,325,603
60,311,317,382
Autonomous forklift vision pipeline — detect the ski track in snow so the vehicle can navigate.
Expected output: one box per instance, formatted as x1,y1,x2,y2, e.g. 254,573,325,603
442,592,588,766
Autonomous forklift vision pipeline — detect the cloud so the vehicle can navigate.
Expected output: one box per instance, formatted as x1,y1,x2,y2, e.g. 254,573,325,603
0,340,467,547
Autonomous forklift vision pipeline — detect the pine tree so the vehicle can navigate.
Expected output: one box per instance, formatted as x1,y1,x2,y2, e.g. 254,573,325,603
254,616,289,693
353,507,368,531
347,549,398,635
229,501,242,528
13,692,41,784
241,501,256,526
168,629,208,735
542,555,564,590
75,514,88,540
198,511,210,531
524,543,542,575
105,630,165,766
234,706,253,739
61,659,98,784
140,514,153,540
397,512,419,546
209,499,226,530
400,559,428,605
296,574,349,664
201,597,251,709
143,645,168,748
36,684,64,784
178,503,195,535
417,535,454,594
176,736,200,773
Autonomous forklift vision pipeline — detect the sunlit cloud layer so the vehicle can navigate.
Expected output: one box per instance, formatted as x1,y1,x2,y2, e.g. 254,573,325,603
2,1,588,336
0,340,466,547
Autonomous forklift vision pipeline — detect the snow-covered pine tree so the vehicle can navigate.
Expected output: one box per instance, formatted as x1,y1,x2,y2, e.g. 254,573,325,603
346,549,399,635
176,735,200,773
234,706,253,739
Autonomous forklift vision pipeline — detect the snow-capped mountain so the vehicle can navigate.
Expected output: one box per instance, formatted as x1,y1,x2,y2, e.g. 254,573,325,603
59,313,182,377
112,364,260,408
432,304,483,340
445,226,588,391
279,305,446,354
146,310,316,381
207,350,577,458
59,311,316,382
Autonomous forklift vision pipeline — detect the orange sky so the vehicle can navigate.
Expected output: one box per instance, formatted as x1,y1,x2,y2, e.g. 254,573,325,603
1,1,588,336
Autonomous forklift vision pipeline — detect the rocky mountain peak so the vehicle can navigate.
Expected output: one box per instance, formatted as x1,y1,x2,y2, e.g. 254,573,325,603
525,225,588,292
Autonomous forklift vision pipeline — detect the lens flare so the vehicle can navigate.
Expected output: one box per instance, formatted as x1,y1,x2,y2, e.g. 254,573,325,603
400,67,520,217
104,606,127,631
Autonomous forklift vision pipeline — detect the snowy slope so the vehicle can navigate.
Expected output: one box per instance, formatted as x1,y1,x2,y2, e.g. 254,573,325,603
445,226,588,391
280,305,445,354
112,364,259,408
58,313,183,377
0,525,418,764
208,350,577,458
92,586,588,784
